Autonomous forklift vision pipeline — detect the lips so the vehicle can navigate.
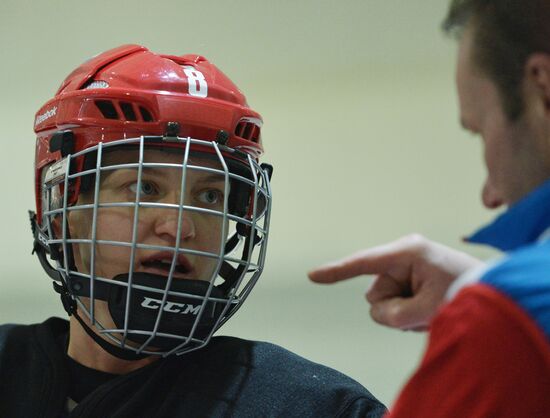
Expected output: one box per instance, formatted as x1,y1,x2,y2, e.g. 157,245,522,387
140,251,194,278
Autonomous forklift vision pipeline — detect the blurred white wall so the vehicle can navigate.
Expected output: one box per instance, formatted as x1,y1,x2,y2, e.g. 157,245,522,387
0,0,499,407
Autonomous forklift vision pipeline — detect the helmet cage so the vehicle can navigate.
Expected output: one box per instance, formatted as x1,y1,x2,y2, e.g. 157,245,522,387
37,135,272,356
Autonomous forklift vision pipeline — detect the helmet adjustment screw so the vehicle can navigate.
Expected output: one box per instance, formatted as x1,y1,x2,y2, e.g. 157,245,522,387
216,130,230,145
71,282,82,292
165,121,180,138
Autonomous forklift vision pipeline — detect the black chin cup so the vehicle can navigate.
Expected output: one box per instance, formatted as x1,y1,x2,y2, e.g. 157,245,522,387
68,273,226,350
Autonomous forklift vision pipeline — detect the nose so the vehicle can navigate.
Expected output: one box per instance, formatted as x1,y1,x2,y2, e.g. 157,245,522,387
154,211,196,243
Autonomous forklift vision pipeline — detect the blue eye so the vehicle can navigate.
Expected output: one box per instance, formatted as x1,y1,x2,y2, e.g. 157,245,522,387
197,189,223,205
129,181,157,197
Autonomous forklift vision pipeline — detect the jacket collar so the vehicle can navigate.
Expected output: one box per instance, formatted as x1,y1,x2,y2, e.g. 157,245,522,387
467,178,550,251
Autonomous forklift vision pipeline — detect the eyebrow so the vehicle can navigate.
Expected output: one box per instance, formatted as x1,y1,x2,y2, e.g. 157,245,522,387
142,167,226,183
194,173,227,183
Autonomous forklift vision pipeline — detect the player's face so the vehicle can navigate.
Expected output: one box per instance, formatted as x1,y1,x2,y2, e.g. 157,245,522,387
456,27,550,208
68,148,228,284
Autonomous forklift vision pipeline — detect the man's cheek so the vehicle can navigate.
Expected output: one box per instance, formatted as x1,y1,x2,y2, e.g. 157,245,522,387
95,210,135,241
95,246,133,278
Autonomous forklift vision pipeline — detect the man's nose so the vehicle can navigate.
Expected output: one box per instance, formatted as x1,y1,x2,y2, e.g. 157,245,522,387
153,211,196,243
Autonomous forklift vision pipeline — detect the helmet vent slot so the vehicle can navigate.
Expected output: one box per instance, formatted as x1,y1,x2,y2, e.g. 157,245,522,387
120,102,137,121
235,122,245,137
235,121,260,142
139,106,154,122
94,100,154,122
95,100,119,120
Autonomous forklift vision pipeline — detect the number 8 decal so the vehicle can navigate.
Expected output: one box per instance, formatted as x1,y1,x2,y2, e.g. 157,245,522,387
183,65,208,98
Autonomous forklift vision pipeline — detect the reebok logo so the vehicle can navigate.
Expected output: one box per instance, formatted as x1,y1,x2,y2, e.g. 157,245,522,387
141,296,201,315
35,106,57,127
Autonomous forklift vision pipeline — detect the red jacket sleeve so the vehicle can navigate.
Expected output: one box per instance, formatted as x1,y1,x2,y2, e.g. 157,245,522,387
386,284,550,418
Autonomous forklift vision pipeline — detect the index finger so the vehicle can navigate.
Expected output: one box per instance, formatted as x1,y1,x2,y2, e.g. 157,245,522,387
308,239,417,284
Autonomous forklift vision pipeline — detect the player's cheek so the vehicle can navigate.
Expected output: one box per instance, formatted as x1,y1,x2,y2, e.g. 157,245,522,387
95,208,135,241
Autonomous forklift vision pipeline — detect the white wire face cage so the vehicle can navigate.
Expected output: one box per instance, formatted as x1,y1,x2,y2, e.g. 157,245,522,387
38,136,272,357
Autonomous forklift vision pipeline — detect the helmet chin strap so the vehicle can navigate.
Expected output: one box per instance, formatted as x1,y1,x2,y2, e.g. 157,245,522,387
73,314,152,361
31,211,149,361
52,282,151,361
52,281,151,361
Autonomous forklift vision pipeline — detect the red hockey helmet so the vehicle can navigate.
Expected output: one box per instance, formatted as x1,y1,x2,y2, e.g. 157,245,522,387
30,45,272,358
34,44,264,224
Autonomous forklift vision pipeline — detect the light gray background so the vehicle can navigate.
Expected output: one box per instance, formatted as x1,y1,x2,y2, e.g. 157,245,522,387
1,0,499,407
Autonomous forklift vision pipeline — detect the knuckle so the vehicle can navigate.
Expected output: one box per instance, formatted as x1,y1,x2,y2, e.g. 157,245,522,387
386,311,403,328
369,305,384,324
365,288,376,303
400,233,430,254
385,304,408,328
366,275,386,302
370,302,404,328
405,233,426,246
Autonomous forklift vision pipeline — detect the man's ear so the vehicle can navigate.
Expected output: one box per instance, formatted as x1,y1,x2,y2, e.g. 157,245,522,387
525,53,550,115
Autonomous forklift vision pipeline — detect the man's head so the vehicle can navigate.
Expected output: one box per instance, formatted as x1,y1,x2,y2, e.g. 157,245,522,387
443,0,550,207
31,45,272,358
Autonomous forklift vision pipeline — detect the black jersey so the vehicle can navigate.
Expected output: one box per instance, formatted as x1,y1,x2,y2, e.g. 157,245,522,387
0,318,386,418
